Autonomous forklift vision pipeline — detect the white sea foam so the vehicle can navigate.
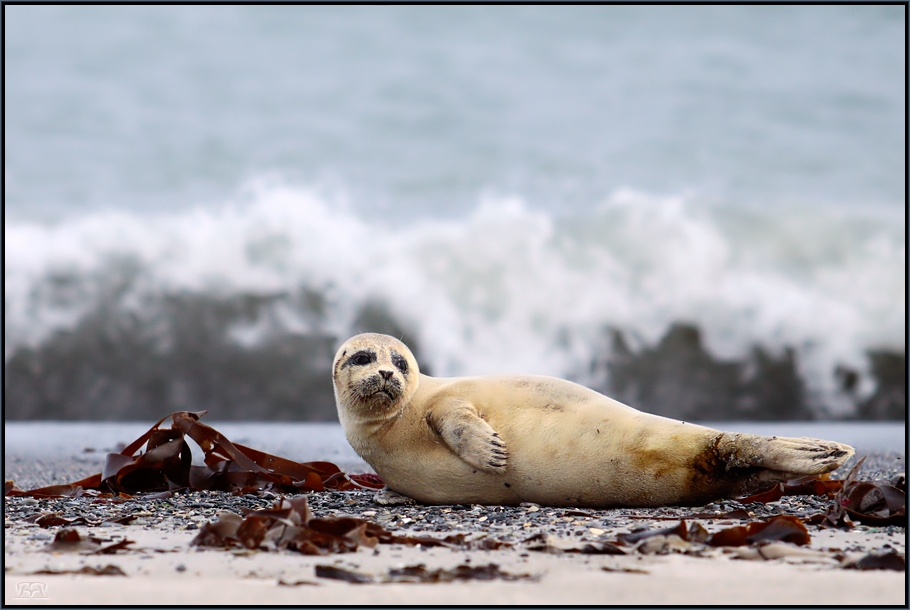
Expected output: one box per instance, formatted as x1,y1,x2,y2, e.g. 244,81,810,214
4,180,905,415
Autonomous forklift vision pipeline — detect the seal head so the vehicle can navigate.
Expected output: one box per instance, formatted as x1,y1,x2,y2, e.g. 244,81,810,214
333,333,420,422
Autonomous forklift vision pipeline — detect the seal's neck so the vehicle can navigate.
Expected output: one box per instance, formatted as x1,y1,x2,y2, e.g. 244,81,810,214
338,399,406,462
346,404,403,430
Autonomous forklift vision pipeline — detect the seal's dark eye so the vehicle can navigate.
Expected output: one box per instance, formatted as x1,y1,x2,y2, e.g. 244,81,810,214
352,352,372,366
391,353,408,374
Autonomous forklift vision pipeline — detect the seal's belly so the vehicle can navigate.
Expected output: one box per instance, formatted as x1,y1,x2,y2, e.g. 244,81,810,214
498,410,697,506
375,403,712,507
371,435,520,505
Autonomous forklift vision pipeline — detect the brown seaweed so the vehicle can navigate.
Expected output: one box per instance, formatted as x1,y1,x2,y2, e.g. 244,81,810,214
737,474,843,504
707,515,811,547
810,457,906,528
191,495,476,554
39,528,135,555
617,520,689,544
845,550,906,571
5,411,384,498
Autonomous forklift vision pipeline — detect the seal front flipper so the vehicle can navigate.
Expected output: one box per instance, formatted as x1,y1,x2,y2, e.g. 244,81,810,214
426,400,509,474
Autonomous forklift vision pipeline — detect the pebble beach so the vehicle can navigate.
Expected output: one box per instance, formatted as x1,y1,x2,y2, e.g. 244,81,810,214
4,442,905,605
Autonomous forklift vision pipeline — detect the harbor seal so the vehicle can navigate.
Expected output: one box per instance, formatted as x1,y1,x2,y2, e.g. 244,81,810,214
332,333,855,508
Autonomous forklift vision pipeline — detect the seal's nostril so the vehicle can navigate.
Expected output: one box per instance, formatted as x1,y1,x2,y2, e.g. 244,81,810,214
379,370,393,380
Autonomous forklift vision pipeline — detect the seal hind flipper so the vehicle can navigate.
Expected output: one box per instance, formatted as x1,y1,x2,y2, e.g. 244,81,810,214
716,433,855,475
426,400,509,474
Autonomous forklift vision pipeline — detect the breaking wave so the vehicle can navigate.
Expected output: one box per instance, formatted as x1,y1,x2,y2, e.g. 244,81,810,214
4,179,905,420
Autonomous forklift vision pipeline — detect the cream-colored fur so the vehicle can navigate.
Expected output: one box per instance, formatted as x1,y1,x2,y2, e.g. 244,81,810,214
333,333,854,508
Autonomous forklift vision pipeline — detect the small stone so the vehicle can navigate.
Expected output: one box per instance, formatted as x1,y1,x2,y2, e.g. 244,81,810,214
175,564,187,572
588,528,604,536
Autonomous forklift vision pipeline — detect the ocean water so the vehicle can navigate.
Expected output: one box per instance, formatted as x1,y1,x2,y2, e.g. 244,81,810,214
4,6,906,421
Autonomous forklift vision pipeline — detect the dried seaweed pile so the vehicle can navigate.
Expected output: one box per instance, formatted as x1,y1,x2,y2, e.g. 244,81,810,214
190,495,474,554
736,458,905,528
5,410,384,499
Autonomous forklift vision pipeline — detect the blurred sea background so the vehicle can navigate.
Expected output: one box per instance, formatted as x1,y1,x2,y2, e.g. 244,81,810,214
4,5,906,424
